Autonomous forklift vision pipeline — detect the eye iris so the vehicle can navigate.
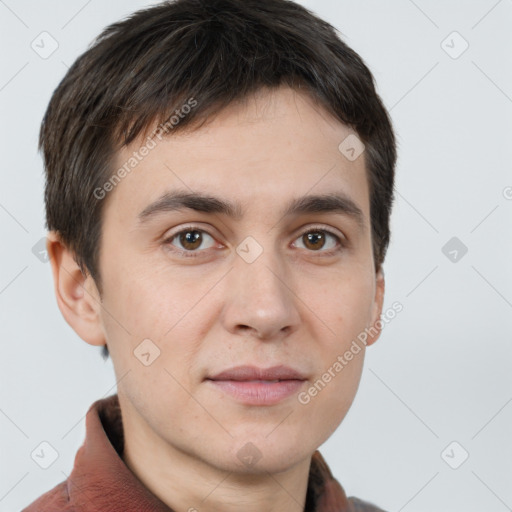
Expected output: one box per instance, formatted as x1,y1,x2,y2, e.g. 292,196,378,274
180,230,202,250
304,232,325,250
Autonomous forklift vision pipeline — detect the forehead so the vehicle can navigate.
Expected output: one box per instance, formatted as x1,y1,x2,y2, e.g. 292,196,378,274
105,86,370,225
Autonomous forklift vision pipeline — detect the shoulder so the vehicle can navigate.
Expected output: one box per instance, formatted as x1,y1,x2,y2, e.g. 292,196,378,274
21,480,71,512
347,496,388,512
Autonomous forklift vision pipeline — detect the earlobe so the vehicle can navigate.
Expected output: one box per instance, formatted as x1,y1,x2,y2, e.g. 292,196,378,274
46,231,106,347
365,267,385,347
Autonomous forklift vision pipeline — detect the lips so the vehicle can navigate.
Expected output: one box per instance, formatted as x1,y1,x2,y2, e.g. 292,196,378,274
206,365,307,405
208,365,306,382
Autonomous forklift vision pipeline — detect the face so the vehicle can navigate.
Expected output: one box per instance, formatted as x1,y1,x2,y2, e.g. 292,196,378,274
79,86,384,474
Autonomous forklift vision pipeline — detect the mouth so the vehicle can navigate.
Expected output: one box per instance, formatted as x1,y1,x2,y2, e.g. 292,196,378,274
205,365,307,406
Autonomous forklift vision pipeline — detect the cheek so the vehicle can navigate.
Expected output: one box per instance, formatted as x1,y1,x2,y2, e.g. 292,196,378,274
313,269,375,341
298,348,365,446
297,270,373,430
101,251,209,341
99,254,221,388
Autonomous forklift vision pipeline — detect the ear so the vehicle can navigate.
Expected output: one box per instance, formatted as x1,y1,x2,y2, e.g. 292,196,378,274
46,231,106,347
365,267,385,347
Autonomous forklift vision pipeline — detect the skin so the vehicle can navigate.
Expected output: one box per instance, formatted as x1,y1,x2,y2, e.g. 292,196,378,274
47,85,385,512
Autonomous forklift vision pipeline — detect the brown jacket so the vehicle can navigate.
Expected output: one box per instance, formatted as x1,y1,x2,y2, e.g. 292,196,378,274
22,394,386,512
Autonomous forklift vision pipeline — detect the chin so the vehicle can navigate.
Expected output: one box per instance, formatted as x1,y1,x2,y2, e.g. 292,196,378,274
216,433,315,475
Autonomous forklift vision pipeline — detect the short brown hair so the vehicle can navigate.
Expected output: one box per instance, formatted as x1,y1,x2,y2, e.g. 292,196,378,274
40,0,396,360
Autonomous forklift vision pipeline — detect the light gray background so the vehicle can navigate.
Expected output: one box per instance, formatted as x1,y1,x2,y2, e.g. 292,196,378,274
1,1,511,511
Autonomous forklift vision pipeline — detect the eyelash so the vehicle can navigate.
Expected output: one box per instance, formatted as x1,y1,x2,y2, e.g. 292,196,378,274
162,224,345,258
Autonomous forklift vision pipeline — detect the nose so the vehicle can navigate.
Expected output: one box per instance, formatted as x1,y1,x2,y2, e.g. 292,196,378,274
220,243,301,341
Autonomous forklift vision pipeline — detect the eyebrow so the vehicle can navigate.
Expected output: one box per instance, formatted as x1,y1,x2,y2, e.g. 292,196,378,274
137,190,366,231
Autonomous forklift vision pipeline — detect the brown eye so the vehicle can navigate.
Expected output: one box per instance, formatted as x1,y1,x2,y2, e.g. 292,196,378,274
293,229,341,253
302,231,326,250
165,228,216,254
179,230,203,250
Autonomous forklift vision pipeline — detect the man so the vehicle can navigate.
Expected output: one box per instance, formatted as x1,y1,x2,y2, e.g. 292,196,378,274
23,0,396,510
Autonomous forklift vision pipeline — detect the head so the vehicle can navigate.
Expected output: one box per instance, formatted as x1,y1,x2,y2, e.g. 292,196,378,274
44,0,395,476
